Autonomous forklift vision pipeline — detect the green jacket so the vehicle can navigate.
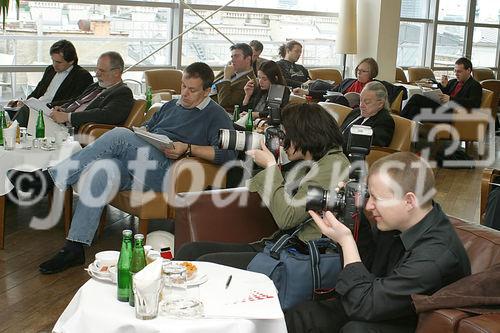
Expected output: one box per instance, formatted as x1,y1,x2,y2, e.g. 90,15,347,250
248,147,350,241
212,70,255,110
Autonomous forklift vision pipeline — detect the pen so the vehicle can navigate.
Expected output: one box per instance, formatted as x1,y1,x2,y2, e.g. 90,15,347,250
225,275,232,289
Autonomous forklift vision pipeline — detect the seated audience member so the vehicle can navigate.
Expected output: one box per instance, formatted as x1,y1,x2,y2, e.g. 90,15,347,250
15,51,134,131
294,57,406,107
175,103,351,268
340,81,395,153
249,40,267,75
401,57,482,120
241,60,290,119
276,40,310,88
8,39,92,118
211,43,256,111
39,62,237,274
286,152,471,333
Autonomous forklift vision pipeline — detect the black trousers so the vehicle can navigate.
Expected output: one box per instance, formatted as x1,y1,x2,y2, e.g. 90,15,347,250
400,94,442,120
174,241,263,270
12,105,30,127
285,298,416,333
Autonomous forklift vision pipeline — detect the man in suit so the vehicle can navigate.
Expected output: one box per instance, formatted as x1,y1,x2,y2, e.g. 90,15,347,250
401,57,482,120
8,39,92,118
49,51,133,131
340,81,395,154
210,43,256,111
15,51,134,131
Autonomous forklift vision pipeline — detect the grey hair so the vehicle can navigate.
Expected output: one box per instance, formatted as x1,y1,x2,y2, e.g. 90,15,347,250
99,51,124,73
363,81,390,110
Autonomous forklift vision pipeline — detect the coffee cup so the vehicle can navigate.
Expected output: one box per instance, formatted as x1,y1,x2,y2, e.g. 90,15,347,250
94,250,120,268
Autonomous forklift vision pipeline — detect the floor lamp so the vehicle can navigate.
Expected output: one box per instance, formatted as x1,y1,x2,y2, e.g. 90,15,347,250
336,0,357,78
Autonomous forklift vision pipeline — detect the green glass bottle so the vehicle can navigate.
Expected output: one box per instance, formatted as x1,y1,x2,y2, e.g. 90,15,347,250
128,233,146,307
245,108,254,131
233,105,240,122
0,110,5,146
117,229,133,302
145,86,153,111
35,110,45,139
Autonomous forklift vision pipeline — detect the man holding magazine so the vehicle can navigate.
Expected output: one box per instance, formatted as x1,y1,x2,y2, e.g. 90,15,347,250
400,57,482,120
39,62,236,274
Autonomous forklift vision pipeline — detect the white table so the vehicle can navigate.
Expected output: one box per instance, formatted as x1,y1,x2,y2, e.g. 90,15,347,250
53,261,287,333
0,141,81,248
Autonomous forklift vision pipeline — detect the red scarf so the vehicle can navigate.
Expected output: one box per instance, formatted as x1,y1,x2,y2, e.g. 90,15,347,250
345,80,371,93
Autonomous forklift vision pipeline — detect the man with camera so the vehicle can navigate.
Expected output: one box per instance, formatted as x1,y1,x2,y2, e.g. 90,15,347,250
285,152,471,333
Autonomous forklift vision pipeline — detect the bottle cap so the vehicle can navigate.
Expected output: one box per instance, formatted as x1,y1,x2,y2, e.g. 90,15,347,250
122,229,132,237
134,233,144,240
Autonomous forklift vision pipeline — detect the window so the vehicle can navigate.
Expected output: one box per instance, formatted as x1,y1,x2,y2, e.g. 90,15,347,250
397,22,427,67
438,0,468,22
434,25,466,67
471,27,499,67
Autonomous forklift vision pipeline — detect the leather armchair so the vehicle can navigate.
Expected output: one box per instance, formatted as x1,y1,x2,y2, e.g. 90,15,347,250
318,101,352,125
396,67,408,83
174,189,500,333
78,98,147,145
408,67,436,83
308,68,343,84
144,69,183,95
480,168,500,224
473,68,495,82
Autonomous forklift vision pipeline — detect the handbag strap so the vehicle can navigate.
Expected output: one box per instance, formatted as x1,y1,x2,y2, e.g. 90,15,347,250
307,240,321,292
269,218,313,258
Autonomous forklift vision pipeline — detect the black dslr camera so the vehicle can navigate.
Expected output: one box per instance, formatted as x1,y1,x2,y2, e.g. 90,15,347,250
218,84,286,159
306,125,373,232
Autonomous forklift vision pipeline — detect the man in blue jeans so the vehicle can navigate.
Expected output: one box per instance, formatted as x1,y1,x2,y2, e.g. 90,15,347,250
39,62,236,274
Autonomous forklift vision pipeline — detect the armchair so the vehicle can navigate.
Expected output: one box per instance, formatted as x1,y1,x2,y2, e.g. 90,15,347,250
308,68,343,84
408,67,436,83
144,69,183,95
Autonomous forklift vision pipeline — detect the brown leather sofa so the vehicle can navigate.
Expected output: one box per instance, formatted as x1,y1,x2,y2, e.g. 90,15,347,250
175,188,500,332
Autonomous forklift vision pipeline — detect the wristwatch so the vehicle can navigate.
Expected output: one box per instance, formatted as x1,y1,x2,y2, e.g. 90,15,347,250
186,143,192,157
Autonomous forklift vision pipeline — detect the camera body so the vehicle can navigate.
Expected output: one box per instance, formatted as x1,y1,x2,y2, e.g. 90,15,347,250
306,125,373,231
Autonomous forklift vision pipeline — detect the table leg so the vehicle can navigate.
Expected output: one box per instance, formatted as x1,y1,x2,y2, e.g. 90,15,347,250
0,195,5,249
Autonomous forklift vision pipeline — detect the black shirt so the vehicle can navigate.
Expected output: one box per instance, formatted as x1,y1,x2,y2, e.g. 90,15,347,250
335,203,471,323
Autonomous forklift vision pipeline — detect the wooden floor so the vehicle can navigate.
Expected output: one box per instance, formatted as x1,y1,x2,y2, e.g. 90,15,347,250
0,139,499,333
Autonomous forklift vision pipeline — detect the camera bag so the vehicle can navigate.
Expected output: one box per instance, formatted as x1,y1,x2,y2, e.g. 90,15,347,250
247,219,342,310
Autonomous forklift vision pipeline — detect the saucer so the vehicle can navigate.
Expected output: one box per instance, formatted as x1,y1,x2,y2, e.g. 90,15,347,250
86,261,117,284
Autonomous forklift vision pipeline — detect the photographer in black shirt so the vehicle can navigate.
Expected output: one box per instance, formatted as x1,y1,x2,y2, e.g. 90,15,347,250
285,152,471,333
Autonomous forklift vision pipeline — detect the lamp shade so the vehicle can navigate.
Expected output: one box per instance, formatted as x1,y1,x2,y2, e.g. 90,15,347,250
336,0,357,54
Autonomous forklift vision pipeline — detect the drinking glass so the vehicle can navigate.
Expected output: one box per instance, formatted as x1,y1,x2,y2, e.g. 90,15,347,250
160,262,203,318
133,275,163,320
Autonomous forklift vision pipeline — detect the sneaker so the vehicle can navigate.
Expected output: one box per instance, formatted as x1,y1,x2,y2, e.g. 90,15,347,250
39,248,85,274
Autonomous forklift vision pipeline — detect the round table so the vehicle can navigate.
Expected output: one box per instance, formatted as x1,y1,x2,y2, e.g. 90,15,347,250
53,261,287,333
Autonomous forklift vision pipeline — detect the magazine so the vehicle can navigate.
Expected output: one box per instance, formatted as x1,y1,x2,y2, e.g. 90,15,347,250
24,97,52,116
132,126,174,150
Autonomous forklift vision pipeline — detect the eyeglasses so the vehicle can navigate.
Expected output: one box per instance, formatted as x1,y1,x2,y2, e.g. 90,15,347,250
357,69,370,74
96,67,120,73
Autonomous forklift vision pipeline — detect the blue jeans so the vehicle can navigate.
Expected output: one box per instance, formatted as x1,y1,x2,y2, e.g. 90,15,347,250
48,127,172,245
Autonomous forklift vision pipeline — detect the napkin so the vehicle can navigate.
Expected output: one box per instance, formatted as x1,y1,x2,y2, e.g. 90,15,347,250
133,257,162,291
3,120,18,138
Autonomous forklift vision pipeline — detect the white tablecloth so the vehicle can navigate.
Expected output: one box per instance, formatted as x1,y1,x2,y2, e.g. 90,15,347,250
53,261,287,333
0,141,81,195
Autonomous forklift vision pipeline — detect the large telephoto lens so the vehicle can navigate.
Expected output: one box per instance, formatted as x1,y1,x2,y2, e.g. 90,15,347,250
306,185,343,212
218,129,264,151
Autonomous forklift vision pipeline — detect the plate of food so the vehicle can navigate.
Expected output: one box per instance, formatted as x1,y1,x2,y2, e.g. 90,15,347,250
179,262,208,286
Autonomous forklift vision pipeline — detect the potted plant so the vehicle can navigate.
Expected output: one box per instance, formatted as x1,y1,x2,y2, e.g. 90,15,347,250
1,0,20,29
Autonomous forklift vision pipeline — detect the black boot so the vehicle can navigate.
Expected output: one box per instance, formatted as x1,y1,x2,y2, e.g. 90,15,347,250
39,241,85,274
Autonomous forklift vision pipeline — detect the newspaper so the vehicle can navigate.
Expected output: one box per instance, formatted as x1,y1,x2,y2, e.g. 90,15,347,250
24,97,52,116
27,108,67,137
422,89,442,104
132,126,174,150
